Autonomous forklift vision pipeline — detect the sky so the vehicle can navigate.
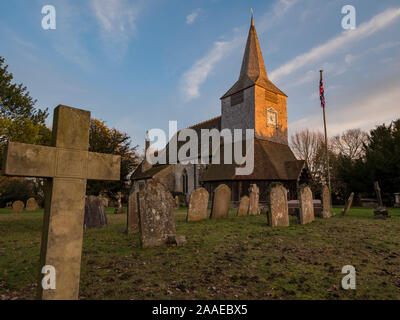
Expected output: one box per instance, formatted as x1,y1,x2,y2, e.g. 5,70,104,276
1,0,399,153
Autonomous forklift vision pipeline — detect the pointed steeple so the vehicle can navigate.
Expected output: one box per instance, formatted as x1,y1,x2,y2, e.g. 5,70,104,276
221,15,286,99
239,14,268,83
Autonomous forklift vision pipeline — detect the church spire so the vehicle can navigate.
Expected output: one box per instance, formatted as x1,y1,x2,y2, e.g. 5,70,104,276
221,13,286,99
239,13,268,83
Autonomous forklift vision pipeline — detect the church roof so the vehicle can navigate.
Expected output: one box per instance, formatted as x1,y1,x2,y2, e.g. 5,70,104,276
130,163,170,180
221,17,287,99
200,138,305,182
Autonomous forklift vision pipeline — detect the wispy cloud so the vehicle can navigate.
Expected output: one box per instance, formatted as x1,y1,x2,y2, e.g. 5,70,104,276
180,0,299,101
186,9,201,25
345,40,400,65
181,41,234,101
91,0,140,57
270,7,400,82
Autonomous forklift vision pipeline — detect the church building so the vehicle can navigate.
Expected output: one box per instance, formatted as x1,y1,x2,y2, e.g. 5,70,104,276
131,16,311,204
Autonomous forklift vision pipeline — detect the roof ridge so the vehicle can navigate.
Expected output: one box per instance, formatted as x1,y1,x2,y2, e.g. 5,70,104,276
188,115,221,129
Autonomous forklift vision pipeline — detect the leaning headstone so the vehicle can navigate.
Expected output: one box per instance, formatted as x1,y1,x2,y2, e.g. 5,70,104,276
127,190,139,234
248,184,260,215
210,184,231,219
26,197,40,211
321,185,332,218
84,196,107,229
187,187,209,222
138,181,176,248
267,183,289,227
2,105,121,300
237,196,249,216
373,181,391,219
12,200,24,214
298,185,314,225
341,192,354,216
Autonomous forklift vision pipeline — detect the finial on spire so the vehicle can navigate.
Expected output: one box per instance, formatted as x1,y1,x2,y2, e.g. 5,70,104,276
251,8,254,26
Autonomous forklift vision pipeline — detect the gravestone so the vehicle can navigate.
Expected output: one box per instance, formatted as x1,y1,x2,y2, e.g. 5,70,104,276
210,184,231,219
341,192,354,216
137,181,176,248
237,196,249,216
12,200,24,214
321,185,332,218
267,184,289,227
84,196,107,229
127,189,139,234
2,105,120,300
299,185,314,225
373,181,391,219
114,192,125,214
98,196,109,208
26,197,40,211
248,184,260,215
394,193,400,208
187,187,209,222
175,195,180,210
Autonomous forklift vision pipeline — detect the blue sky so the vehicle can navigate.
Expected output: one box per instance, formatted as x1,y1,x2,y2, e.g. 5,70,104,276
1,0,399,152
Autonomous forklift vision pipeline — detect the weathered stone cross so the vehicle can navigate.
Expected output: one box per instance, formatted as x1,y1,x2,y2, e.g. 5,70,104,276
2,105,121,300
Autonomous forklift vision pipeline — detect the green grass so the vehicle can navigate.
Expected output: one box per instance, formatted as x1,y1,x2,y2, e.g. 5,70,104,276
1,206,400,300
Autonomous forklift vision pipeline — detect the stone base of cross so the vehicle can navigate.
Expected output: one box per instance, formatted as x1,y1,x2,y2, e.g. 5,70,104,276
2,105,121,300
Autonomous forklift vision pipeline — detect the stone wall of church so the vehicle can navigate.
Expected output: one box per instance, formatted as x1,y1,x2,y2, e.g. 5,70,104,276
254,85,288,145
221,86,255,140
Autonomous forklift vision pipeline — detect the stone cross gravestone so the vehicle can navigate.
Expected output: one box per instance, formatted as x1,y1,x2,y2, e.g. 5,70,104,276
298,185,314,225
248,184,260,215
210,184,231,219
2,105,120,300
267,184,289,227
12,200,24,214
187,187,209,222
321,185,332,218
341,192,354,216
26,197,40,211
237,196,249,216
84,196,107,229
127,189,139,234
137,181,176,248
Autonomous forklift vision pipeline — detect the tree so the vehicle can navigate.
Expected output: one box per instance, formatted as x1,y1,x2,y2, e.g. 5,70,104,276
331,129,368,160
0,56,51,205
290,129,326,182
364,119,400,199
0,56,51,163
86,119,139,199
290,129,343,201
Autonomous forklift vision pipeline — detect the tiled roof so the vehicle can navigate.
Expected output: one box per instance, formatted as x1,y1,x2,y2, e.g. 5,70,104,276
200,138,305,181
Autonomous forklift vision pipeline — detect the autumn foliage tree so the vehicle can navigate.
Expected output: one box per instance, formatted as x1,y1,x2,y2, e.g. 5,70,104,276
87,119,139,199
0,56,51,157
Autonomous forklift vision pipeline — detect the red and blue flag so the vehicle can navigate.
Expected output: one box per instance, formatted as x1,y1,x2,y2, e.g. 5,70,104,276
320,79,326,108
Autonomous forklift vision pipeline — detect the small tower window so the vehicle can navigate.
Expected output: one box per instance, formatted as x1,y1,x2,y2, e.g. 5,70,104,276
267,108,278,127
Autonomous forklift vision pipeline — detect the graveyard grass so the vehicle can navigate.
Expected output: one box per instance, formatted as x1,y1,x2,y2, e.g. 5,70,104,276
1,207,400,300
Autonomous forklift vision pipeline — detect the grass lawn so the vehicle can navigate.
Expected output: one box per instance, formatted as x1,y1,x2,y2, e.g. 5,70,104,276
0,206,399,300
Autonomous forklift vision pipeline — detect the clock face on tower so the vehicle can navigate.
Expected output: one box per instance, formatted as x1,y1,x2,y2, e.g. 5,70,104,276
267,108,278,127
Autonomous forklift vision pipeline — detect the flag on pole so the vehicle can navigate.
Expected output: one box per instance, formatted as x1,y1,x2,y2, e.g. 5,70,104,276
319,78,326,108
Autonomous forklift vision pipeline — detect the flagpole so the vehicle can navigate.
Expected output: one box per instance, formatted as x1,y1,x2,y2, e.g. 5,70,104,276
320,70,331,192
